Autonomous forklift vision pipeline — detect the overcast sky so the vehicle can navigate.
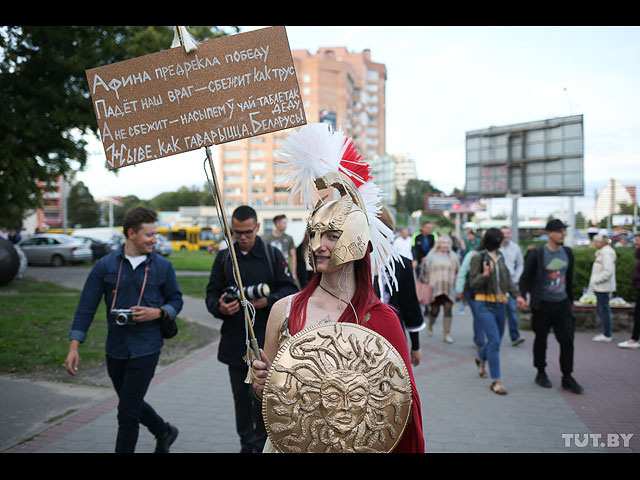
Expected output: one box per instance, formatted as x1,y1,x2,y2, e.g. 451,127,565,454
76,26,640,220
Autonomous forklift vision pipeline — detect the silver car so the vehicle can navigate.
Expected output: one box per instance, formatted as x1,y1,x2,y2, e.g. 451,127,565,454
18,233,93,266
154,233,172,256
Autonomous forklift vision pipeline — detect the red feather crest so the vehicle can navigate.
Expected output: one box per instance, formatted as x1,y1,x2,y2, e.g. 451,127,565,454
340,139,371,188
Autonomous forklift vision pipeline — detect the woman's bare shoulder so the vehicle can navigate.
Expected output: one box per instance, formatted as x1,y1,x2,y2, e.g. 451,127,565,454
268,294,296,325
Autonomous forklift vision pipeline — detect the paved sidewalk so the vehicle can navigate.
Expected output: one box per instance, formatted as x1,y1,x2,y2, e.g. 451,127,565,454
415,310,639,453
2,267,639,453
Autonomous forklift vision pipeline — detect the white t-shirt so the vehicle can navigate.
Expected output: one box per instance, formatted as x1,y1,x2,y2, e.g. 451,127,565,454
125,254,147,270
393,236,413,260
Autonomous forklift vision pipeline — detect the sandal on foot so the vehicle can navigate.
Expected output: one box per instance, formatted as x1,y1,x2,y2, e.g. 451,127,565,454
490,379,507,395
475,357,488,378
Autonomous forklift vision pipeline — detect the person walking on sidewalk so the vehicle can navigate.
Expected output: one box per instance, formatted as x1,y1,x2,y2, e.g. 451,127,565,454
619,233,640,349
499,226,525,347
412,221,435,270
377,208,425,366
263,214,297,285
65,206,184,453
519,219,584,394
469,228,527,395
424,235,460,344
589,233,617,343
455,249,483,348
205,205,298,453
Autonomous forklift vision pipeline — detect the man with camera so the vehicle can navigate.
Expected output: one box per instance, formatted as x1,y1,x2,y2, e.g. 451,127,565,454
205,205,298,453
65,206,183,453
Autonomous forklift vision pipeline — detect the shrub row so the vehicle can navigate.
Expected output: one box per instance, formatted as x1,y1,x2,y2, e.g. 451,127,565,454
572,247,636,302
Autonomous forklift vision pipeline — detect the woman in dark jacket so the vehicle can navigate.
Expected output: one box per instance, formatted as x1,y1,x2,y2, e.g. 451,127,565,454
469,228,526,394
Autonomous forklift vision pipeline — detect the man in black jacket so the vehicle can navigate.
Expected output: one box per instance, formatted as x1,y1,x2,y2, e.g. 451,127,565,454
376,208,425,366
519,219,583,394
412,220,435,273
205,205,298,452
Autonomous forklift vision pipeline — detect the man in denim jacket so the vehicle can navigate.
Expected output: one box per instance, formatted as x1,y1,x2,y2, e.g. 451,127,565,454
65,206,183,453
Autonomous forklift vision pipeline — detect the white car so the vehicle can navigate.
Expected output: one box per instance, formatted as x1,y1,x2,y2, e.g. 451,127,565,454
19,234,93,266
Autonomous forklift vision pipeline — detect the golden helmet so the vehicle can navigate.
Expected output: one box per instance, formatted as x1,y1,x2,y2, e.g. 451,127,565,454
306,171,371,272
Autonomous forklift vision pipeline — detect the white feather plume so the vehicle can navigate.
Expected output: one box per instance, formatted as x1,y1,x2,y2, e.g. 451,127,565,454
275,123,367,208
275,123,401,291
359,180,402,289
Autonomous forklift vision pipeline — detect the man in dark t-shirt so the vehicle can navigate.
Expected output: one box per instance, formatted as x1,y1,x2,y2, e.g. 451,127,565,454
263,215,297,283
519,219,583,395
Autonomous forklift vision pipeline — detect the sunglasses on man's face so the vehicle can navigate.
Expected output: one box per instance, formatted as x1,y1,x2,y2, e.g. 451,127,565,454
232,227,257,237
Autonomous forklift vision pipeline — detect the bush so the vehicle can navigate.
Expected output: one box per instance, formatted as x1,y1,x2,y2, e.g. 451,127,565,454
572,247,637,302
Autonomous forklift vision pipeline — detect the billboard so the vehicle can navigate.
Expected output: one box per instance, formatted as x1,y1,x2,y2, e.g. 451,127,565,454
425,194,486,214
464,115,584,198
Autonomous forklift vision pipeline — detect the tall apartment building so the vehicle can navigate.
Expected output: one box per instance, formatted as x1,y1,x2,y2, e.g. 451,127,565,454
394,154,418,197
217,47,387,209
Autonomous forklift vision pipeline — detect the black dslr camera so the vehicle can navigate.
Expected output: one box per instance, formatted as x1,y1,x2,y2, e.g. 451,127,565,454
223,283,271,303
111,308,135,326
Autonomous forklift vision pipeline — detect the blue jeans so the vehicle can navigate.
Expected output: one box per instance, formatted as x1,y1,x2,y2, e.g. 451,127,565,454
506,295,521,341
595,291,612,337
476,301,506,380
106,353,169,453
465,291,484,347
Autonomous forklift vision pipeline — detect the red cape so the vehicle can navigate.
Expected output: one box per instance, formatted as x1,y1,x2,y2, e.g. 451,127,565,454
347,301,425,453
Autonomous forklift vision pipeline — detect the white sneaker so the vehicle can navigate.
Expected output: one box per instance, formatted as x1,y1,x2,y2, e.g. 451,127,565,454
592,334,612,343
618,340,640,349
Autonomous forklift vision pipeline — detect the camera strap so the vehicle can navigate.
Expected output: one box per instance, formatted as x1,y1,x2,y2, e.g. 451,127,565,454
111,257,150,311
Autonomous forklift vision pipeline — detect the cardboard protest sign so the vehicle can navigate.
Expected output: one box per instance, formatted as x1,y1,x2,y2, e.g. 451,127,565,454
85,26,306,170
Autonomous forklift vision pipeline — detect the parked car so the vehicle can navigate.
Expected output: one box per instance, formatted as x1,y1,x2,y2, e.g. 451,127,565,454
18,234,93,266
575,235,592,246
74,236,114,261
71,228,124,254
154,233,172,256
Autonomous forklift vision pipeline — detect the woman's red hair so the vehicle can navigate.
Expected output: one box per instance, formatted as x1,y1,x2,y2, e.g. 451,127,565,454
287,251,382,335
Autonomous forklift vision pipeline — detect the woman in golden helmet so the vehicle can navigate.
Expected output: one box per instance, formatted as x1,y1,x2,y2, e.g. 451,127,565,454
250,124,424,453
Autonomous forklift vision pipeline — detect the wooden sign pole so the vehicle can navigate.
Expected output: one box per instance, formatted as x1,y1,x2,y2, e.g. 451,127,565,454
204,146,261,364
170,27,260,367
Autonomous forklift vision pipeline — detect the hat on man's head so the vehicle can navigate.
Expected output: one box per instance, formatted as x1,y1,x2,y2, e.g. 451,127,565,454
545,219,568,232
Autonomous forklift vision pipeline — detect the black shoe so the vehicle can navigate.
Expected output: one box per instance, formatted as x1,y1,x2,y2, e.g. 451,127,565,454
535,372,552,388
155,423,178,453
562,376,584,394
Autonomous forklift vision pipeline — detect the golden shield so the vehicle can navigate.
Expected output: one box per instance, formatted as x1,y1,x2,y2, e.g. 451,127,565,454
262,322,412,453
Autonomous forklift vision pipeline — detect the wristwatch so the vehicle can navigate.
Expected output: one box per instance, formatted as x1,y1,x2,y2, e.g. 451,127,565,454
158,307,167,319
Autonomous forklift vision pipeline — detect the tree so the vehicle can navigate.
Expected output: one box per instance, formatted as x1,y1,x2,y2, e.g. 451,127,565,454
396,179,443,213
67,181,100,227
113,195,151,226
149,184,214,211
0,26,238,228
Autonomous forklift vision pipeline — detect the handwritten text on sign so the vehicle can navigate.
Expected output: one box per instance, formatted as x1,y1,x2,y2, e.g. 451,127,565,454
85,26,306,170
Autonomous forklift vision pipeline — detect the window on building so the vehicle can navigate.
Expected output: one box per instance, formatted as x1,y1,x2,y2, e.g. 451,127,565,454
223,149,243,159
249,149,265,159
223,162,242,172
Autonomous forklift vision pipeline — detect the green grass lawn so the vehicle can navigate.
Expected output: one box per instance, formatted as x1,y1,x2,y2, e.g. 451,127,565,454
176,276,209,298
0,277,211,375
167,250,216,271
